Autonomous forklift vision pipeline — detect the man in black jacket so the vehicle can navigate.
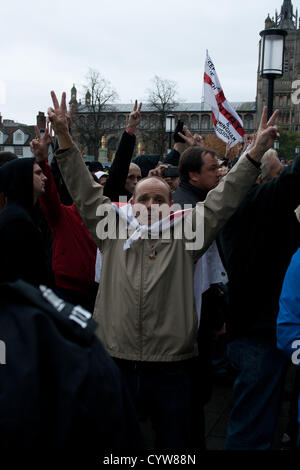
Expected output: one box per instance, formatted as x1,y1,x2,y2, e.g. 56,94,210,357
104,101,142,202
173,145,221,206
0,157,52,287
220,152,300,450
172,140,226,449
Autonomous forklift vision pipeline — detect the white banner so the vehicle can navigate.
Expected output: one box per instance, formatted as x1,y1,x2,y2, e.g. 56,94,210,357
204,51,244,148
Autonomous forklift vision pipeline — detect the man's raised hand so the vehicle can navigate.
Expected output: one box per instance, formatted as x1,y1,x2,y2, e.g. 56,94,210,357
48,91,69,135
30,122,52,162
48,91,73,149
127,100,142,130
178,126,204,147
248,107,280,161
148,164,170,178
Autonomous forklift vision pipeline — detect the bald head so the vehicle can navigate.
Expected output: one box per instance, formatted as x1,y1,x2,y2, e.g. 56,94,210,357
260,149,283,182
125,163,142,194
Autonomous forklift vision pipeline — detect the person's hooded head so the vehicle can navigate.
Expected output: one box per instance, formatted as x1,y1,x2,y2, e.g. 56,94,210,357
0,152,18,212
0,157,47,211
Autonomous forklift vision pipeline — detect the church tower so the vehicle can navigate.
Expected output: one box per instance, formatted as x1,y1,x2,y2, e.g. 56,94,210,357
256,0,300,131
69,84,78,107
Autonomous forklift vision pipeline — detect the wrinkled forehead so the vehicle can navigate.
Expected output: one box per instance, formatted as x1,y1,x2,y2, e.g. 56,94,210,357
135,178,171,200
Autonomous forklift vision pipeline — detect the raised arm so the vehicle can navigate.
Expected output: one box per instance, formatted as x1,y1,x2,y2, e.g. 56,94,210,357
164,124,204,166
48,91,112,245
188,107,280,259
31,124,62,227
104,100,142,201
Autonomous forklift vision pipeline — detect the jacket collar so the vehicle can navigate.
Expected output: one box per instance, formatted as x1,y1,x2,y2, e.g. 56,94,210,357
178,180,209,201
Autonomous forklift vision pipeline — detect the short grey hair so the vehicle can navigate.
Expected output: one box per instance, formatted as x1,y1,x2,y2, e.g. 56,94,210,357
259,149,280,181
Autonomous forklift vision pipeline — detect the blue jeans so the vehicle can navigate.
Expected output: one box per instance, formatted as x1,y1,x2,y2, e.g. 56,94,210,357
225,336,288,450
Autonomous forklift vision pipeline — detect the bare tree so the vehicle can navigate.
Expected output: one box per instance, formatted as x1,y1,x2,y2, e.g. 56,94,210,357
72,69,118,159
143,75,179,155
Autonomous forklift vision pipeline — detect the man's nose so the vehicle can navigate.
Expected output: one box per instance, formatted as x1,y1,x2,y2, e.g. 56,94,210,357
145,198,155,209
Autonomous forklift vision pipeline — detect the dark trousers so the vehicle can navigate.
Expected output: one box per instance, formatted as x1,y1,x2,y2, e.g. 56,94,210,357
113,358,206,452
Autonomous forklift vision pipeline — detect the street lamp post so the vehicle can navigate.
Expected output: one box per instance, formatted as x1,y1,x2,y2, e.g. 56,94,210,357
165,114,176,153
259,28,287,120
273,139,280,151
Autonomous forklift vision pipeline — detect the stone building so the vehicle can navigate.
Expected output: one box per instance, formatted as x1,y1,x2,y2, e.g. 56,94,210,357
257,0,300,131
70,86,255,161
70,0,300,161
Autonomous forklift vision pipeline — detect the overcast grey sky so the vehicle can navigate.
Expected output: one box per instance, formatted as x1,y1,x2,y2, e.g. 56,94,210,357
0,0,297,124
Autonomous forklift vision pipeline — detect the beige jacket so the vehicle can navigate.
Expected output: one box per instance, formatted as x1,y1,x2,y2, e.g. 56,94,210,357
56,146,259,362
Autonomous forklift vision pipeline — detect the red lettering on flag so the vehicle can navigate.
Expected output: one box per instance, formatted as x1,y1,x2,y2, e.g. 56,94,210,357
218,103,245,137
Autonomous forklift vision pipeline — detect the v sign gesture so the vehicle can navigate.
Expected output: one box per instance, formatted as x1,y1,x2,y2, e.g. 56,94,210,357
48,91,73,149
30,122,53,163
127,100,142,131
248,107,280,162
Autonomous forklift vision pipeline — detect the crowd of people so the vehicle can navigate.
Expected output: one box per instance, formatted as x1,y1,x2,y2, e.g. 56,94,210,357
0,90,299,458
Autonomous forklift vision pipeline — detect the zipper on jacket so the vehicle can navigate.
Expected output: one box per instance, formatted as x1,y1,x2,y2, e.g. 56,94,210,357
138,242,145,361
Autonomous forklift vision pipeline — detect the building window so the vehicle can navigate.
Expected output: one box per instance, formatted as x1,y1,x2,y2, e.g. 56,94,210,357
191,115,199,130
201,115,210,130
117,115,126,129
15,147,23,156
87,115,94,129
244,114,254,130
107,116,115,129
140,116,149,129
180,114,189,126
99,116,105,129
79,115,86,127
0,146,4,151
150,115,158,129
13,131,24,145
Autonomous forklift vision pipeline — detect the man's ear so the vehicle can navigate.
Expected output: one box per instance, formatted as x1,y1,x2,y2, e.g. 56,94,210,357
188,171,200,183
